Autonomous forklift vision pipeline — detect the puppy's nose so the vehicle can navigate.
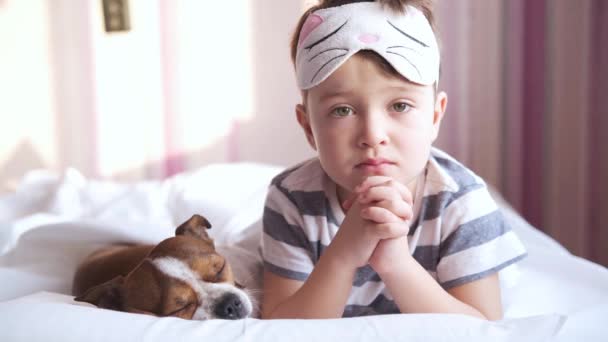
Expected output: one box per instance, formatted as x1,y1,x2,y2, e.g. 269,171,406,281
214,293,247,319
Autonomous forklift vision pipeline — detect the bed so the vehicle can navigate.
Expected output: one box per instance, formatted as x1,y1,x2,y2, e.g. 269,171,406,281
0,163,606,341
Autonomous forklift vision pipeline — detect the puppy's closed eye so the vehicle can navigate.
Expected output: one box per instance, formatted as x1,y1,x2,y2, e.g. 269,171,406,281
214,260,227,281
165,302,197,318
174,297,188,307
200,256,229,282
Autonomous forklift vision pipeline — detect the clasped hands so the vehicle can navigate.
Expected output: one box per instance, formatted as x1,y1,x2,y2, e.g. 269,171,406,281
331,176,414,276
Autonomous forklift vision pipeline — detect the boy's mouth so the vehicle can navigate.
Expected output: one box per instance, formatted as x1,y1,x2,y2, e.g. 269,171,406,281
357,158,394,166
355,158,395,173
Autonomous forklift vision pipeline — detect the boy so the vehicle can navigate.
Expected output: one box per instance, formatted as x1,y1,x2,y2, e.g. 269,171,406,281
261,0,526,320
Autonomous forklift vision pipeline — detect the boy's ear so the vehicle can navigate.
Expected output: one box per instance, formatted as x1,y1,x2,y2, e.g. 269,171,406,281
296,104,317,150
431,91,448,142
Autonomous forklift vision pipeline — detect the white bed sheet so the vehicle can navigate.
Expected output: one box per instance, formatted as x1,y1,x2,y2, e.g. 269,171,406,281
0,164,606,341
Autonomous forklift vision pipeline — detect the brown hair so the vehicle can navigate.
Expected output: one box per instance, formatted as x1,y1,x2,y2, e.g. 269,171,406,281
290,0,439,70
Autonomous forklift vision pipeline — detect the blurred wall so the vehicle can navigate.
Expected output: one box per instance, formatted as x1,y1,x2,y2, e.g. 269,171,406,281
0,0,57,187
0,0,314,188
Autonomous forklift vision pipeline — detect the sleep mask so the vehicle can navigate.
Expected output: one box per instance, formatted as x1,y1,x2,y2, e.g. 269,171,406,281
295,2,440,90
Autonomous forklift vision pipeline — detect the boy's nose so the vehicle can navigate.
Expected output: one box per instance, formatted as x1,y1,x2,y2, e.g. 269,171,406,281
358,116,389,148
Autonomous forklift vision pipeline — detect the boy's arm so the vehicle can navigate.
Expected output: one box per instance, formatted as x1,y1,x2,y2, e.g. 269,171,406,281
262,201,376,319
260,181,363,319
262,251,356,319
377,245,501,320
262,213,362,319
358,176,504,320
262,197,408,319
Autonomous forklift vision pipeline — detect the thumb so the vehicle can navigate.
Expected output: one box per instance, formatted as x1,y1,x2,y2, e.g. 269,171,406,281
342,193,358,211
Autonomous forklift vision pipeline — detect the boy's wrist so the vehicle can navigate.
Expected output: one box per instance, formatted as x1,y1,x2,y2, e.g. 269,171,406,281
324,240,365,271
327,223,381,270
331,211,379,269
374,249,417,279
318,245,359,280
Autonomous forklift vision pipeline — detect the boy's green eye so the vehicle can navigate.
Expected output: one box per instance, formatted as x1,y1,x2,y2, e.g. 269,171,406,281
392,102,411,113
332,107,353,117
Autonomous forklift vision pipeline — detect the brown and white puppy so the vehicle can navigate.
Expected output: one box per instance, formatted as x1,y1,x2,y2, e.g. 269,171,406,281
72,215,254,320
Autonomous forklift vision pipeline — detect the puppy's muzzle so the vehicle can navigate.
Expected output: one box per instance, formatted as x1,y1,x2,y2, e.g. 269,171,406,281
214,293,248,319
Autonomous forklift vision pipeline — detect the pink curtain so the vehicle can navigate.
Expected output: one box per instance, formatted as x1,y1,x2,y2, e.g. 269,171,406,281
434,0,608,266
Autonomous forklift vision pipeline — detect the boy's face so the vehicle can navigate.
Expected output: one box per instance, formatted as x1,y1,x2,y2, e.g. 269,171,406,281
296,54,447,200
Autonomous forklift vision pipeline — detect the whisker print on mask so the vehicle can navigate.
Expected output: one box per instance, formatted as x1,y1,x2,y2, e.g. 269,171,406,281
308,48,349,62
386,45,423,56
311,53,349,83
385,51,422,78
387,20,429,48
305,20,349,51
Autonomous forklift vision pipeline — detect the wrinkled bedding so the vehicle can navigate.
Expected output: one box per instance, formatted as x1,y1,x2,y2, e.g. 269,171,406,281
0,164,606,341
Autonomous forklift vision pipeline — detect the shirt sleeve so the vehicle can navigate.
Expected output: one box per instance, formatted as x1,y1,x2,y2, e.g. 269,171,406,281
261,184,315,282
436,185,527,289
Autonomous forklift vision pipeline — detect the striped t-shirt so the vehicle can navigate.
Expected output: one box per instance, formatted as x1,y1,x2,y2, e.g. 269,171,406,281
261,147,527,317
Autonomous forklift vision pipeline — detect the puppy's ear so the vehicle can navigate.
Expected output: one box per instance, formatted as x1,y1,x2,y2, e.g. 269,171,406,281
175,214,213,242
74,276,125,311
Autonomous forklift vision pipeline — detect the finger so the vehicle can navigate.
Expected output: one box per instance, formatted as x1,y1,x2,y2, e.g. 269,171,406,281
342,191,359,212
342,193,358,211
370,199,413,221
360,206,403,224
359,184,413,209
342,198,353,211
364,220,410,239
358,178,413,204
358,185,401,205
355,176,393,193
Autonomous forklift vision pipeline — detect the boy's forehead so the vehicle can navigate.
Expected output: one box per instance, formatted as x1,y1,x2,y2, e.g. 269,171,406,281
309,56,430,100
